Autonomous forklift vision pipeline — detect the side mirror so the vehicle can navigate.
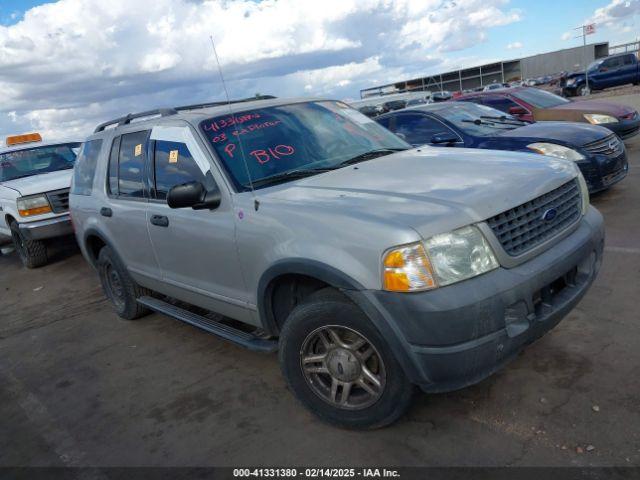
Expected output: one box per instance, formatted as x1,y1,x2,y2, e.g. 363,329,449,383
431,132,458,145
599,67,609,72
167,181,221,210
508,106,528,116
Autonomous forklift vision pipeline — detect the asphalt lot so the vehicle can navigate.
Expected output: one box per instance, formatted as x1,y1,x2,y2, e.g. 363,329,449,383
2,95,640,468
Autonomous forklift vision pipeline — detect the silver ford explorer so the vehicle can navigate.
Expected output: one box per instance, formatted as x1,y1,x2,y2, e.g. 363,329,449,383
69,97,604,429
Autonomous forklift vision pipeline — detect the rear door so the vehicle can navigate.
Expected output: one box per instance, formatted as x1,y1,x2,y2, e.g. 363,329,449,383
621,54,638,85
103,130,160,280
145,125,250,322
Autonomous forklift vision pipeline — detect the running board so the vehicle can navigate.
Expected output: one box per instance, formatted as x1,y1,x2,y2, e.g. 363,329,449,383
137,296,277,353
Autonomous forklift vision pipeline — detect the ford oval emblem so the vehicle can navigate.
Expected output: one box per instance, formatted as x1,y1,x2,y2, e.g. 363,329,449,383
541,208,558,222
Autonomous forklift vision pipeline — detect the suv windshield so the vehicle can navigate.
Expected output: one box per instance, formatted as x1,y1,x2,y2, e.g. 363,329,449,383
0,143,80,182
511,88,570,108
200,101,409,190
427,102,524,136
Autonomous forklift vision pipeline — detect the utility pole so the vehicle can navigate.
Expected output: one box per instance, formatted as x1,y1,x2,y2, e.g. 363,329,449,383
574,23,596,93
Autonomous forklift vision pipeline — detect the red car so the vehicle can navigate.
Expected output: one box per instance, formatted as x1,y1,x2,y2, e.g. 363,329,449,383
454,87,640,139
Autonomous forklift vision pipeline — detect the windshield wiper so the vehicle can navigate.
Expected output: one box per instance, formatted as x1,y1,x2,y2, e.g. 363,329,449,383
338,148,408,167
245,167,334,188
479,115,527,126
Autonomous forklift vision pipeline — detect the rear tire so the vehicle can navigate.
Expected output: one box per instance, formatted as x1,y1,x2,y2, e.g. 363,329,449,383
10,221,48,268
97,245,151,320
279,288,414,429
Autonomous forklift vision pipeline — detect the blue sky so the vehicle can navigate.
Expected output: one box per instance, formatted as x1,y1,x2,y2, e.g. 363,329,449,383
1,0,639,140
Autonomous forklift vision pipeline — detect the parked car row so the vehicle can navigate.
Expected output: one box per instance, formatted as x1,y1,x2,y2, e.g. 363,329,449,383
376,101,628,193
0,92,613,429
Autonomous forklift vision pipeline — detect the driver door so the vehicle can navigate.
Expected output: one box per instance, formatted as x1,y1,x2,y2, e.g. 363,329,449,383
145,125,251,323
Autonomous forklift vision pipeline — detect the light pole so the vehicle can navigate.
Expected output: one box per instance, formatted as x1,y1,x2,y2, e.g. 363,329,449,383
574,23,595,94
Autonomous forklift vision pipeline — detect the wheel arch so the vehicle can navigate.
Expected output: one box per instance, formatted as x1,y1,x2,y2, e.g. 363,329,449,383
257,259,365,336
258,259,425,386
82,227,117,268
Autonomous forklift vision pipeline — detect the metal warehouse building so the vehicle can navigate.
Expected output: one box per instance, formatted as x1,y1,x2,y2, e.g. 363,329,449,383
360,42,610,98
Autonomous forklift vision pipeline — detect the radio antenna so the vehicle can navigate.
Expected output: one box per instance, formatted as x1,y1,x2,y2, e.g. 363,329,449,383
209,35,257,200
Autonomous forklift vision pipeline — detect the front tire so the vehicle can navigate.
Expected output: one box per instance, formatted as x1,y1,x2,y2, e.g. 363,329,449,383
279,288,414,429
580,85,591,96
10,221,48,268
97,246,151,320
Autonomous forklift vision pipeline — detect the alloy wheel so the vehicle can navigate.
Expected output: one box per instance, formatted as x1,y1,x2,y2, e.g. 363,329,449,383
300,325,386,410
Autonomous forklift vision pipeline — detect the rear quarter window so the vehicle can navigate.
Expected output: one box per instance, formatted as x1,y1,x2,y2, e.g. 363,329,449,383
71,139,103,196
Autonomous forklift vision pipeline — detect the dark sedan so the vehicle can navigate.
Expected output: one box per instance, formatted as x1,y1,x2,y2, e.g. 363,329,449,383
376,102,628,193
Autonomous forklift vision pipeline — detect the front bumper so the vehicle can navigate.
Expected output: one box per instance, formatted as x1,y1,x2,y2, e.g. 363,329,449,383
578,151,629,193
604,117,640,140
366,207,604,393
18,214,74,241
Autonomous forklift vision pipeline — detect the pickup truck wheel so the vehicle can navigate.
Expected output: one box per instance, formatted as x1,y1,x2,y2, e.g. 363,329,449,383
279,288,414,429
97,246,151,320
580,86,591,96
10,221,48,268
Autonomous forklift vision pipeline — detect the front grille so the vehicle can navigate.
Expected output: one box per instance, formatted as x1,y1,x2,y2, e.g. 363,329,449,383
487,180,581,256
583,134,624,158
46,188,70,213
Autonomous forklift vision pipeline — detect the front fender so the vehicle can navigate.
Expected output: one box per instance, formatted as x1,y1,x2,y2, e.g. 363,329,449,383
257,258,426,385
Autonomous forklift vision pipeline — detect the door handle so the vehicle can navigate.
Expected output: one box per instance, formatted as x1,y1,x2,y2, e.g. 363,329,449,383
100,207,112,217
150,215,169,227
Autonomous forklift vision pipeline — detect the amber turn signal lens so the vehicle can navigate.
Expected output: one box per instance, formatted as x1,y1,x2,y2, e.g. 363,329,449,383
382,243,436,292
18,205,52,217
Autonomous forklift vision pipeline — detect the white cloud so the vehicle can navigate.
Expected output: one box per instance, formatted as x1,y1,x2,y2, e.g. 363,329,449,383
0,0,522,141
507,41,523,49
561,31,572,41
589,0,640,27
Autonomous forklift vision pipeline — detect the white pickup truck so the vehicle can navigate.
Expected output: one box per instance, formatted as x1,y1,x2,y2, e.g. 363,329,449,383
0,133,80,268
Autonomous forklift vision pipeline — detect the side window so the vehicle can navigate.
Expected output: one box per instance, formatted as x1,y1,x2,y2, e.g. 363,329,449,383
107,136,120,195
153,140,206,200
393,113,456,145
602,57,621,69
118,131,149,198
71,139,103,196
623,54,636,66
481,96,522,114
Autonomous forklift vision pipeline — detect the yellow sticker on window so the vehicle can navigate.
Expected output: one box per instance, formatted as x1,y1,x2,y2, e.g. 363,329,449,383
134,144,142,156
169,150,179,163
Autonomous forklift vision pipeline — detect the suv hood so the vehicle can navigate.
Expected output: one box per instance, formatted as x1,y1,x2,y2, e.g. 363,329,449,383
0,169,72,196
261,148,578,239
495,121,611,146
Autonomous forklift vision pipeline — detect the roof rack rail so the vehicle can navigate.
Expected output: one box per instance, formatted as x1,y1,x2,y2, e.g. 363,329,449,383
93,96,276,133
93,108,178,133
174,95,277,112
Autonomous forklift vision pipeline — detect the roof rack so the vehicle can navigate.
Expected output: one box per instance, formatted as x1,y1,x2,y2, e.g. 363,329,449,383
174,95,277,112
94,108,178,133
93,95,277,133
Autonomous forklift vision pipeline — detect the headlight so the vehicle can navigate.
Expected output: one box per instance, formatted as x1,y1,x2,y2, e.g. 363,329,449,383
424,226,499,287
584,113,619,125
576,171,590,215
17,194,52,217
566,78,576,85
382,226,499,292
527,142,585,161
